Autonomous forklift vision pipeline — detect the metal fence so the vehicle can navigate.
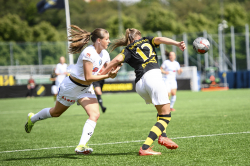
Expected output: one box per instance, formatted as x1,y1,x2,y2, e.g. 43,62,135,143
0,26,249,80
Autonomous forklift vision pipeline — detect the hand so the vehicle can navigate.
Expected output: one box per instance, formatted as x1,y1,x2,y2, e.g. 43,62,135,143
177,41,186,51
165,71,169,75
108,69,117,79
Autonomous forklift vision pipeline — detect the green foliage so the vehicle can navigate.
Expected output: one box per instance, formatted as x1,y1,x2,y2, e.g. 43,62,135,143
224,3,247,27
106,15,142,37
185,13,216,33
144,8,183,34
0,14,33,42
33,21,63,42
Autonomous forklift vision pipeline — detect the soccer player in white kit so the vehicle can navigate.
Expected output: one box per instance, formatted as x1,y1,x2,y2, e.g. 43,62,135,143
160,51,182,112
100,28,186,156
25,25,120,155
55,56,68,90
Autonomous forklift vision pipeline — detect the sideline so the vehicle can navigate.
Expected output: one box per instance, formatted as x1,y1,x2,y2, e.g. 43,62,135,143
1,131,249,153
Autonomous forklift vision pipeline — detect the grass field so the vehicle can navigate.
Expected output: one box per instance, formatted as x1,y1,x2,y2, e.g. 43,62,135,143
0,89,250,166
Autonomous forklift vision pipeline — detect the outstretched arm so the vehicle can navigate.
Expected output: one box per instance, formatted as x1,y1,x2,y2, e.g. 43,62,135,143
154,37,186,51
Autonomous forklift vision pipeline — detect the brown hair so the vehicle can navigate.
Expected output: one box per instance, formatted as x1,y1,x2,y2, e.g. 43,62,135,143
109,28,141,52
68,25,109,54
165,50,170,58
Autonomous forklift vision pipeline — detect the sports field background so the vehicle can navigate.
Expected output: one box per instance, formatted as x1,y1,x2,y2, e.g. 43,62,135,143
0,89,249,165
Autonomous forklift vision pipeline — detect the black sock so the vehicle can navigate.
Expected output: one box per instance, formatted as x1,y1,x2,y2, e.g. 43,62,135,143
96,95,104,109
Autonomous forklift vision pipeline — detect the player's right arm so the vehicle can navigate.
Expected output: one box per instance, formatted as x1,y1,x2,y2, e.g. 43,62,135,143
154,37,186,51
160,66,169,75
99,54,124,75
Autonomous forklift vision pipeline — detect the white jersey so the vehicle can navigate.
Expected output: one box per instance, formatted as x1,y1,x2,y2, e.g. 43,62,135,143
69,45,110,81
55,63,68,86
161,60,180,81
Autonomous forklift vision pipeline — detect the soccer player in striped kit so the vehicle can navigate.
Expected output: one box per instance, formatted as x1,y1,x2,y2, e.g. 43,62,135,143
100,28,186,156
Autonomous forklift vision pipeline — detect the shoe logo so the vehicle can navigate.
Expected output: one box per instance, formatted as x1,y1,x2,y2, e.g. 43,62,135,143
88,132,93,136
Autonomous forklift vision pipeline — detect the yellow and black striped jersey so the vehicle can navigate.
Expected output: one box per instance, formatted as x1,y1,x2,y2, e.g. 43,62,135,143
120,36,160,83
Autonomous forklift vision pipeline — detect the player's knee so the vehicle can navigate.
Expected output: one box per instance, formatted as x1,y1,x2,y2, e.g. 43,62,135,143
49,108,62,117
89,112,100,122
50,112,62,117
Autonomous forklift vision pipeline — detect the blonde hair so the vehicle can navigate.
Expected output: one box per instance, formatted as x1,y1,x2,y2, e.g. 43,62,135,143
109,28,141,52
68,25,109,54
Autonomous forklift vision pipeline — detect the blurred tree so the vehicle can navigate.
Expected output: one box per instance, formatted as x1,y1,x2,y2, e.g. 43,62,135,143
144,8,184,34
106,15,142,37
185,13,216,33
224,3,247,27
33,21,63,42
0,14,33,42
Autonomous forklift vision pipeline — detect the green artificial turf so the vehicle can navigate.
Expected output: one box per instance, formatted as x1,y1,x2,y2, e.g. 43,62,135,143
0,89,249,165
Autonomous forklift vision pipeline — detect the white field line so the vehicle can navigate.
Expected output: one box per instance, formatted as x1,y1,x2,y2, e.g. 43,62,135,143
0,131,249,154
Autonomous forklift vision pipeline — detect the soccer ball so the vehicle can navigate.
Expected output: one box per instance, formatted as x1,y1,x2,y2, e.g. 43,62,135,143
193,37,210,54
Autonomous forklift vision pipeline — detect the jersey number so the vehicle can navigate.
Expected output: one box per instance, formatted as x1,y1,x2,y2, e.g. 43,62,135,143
136,43,155,62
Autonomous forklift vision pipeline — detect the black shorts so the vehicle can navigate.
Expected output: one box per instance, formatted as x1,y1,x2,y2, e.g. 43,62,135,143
93,80,105,90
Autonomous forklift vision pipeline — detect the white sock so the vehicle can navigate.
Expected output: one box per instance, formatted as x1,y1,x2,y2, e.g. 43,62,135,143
79,119,96,145
170,95,176,108
31,108,52,123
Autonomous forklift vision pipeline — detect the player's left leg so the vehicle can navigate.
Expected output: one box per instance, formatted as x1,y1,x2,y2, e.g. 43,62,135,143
139,104,170,156
170,89,177,111
95,86,106,113
75,97,100,155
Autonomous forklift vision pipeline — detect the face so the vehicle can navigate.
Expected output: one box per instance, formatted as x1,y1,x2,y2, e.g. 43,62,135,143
60,57,65,64
169,52,176,61
99,33,110,50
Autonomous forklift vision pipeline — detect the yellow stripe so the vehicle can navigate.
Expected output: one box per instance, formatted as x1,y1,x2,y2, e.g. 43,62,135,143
120,53,125,61
152,37,159,48
151,126,162,136
144,137,154,146
37,86,45,95
158,120,168,129
152,37,156,47
159,117,171,121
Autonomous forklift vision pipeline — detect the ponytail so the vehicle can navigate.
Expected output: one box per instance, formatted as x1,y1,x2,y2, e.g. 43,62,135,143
109,28,141,52
68,25,109,54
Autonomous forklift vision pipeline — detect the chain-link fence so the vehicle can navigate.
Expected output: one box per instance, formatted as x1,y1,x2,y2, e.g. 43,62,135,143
1,26,249,74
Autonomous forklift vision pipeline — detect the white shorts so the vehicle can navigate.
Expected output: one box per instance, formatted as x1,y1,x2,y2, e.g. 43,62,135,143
162,78,177,93
136,69,170,105
51,85,58,95
57,77,96,106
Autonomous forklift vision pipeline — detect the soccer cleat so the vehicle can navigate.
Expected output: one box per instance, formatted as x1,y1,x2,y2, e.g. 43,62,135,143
139,146,161,156
25,112,35,133
170,108,176,112
75,145,93,155
158,136,178,150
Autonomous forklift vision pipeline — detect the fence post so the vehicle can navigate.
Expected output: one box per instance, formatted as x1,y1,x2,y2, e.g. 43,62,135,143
203,30,209,69
183,33,189,67
218,24,223,72
172,35,177,60
157,31,166,62
231,26,236,71
246,24,250,70
10,42,14,66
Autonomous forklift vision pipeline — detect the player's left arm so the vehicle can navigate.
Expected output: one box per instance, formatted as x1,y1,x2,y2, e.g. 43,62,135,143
177,68,183,75
99,54,124,75
154,37,186,51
